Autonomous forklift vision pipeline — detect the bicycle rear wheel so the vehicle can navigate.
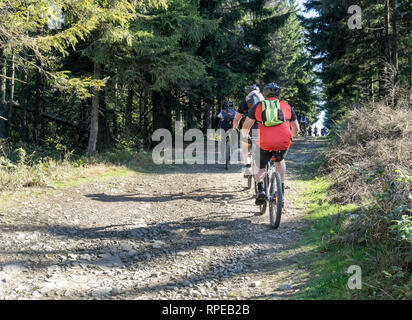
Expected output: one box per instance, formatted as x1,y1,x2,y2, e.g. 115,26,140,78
247,175,252,189
259,186,267,215
255,170,268,215
225,137,230,170
269,171,283,229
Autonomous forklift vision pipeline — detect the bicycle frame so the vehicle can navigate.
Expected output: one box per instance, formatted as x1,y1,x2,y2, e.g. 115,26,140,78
265,160,277,201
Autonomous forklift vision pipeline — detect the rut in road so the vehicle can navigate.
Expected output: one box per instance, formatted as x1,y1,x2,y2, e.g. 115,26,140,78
0,137,326,300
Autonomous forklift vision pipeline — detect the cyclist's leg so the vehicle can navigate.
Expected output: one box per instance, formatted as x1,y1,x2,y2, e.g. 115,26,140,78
255,147,271,205
255,147,270,184
251,137,259,176
255,168,266,184
273,149,289,193
275,160,286,182
241,137,251,167
240,136,251,165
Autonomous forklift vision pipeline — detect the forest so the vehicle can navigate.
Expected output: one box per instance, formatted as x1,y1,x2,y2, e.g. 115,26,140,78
1,0,410,156
304,0,411,125
0,0,318,157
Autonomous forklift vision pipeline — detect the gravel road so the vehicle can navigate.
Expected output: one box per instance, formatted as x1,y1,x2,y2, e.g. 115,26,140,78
0,137,326,300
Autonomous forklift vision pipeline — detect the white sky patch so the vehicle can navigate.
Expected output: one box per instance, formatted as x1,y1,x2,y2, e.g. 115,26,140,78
296,0,325,128
295,0,319,18
312,110,325,130
48,4,64,30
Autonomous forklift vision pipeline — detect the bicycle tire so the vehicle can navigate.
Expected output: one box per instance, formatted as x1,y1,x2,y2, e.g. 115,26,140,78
256,168,268,215
247,175,252,189
269,171,283,229
225,137,230,170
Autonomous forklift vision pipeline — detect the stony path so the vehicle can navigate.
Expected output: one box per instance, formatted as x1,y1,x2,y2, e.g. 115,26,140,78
0,137,326,300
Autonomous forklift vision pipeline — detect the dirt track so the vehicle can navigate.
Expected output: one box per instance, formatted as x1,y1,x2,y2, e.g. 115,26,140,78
0,137,326,300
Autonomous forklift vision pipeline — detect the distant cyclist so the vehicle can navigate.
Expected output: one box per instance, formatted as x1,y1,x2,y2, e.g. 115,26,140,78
233,85,264,177
241,82,299,205
299,115,307,136
217,100,236,162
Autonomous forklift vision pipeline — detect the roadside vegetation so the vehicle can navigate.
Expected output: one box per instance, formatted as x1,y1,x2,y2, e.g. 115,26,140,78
293,94,412,300
0,142,155,193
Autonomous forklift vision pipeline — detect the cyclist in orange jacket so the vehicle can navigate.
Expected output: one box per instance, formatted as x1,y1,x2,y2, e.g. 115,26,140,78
241,82,299,205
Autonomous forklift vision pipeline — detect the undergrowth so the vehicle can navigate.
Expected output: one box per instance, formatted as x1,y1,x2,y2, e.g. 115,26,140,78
0,142,154,192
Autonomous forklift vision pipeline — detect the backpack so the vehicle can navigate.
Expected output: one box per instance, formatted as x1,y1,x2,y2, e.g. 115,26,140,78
260,99,288,127
246,91,264,107
221,108,236,121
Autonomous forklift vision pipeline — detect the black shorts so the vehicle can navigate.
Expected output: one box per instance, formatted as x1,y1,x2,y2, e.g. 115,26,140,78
257,147,289,169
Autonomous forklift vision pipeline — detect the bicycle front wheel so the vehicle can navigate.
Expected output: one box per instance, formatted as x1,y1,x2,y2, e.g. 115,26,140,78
225,138,230,170
269,171,283,229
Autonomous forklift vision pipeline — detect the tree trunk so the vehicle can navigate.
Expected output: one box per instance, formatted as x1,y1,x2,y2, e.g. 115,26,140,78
7,50,15,137
187,94,194,128
152,90,163,133
97,88,112,151
76,100,86,148
164,93,172,133
408,16,412,93
391,0,399,71
202,97,212,133
10,50,14,101
34,58,44,145
22,54,29,142
377,31,387,99
138,89,143,134
385,0,391,62
87,62,101,156
143,92,150,148
152,90,172,132
124,87,134,139
370,76,375,108
112,70,119,140
0,52,7,138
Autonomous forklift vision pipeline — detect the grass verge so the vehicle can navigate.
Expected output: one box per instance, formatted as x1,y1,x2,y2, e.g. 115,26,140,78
0,149,165,209
290,163,411,300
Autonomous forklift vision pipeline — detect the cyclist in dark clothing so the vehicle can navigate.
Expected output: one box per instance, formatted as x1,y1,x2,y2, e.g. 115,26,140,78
217,100,236,163
233,85,264,177
217,100,236,131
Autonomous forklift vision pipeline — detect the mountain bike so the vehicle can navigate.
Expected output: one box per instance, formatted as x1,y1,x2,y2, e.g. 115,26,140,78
225,134,230,170
246,136,254,189
255,155,283,229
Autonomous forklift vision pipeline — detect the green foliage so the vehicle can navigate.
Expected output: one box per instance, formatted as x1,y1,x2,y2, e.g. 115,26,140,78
293,174,411,300
391,215,412,242
1,0,318,156
303,0,412,126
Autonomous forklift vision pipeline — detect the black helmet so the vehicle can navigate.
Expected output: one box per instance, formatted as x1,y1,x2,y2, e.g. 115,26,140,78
224,100,233,109
263,82,281,97
246,84,259,95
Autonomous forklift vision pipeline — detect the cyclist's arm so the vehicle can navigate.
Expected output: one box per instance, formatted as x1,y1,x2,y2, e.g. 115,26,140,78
290,120,299,137
232,112,243,129
289,107,299,137
241,117,255,139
